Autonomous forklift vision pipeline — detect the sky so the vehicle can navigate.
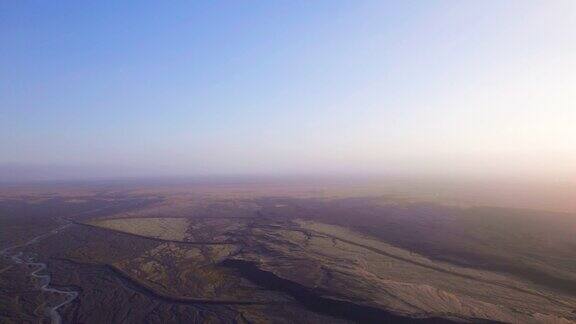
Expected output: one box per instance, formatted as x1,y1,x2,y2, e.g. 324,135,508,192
1,1,575,181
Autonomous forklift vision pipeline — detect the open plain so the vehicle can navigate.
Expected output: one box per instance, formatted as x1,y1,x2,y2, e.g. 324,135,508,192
1,182,575,323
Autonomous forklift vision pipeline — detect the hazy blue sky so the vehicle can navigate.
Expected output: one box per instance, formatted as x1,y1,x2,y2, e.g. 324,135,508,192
1,1,575,180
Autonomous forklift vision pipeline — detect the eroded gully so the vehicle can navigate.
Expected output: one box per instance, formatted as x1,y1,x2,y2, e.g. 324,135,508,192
1,225,78,324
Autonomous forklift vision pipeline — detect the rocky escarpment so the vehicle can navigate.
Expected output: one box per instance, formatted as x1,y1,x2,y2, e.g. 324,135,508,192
222,259,465,324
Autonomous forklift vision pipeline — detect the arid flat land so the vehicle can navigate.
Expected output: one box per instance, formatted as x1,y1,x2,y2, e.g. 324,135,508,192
1,182,575,323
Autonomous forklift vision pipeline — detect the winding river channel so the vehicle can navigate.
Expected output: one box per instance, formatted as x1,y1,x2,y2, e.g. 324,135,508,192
0,225,78,324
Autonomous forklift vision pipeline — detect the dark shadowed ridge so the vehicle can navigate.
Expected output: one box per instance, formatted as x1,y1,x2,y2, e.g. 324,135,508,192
222,259,498,324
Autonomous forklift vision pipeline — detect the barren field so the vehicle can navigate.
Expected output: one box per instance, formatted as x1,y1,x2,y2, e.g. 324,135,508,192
1,185,575,323
91,217,191,241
